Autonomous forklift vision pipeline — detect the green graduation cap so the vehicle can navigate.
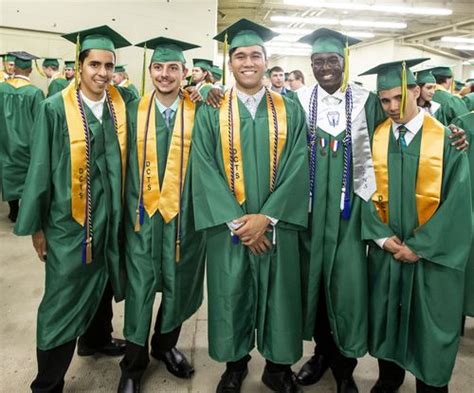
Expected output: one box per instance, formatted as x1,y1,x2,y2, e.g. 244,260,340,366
211,65,223,81
42,58,60,68
298,28,361,57
466,78,474,84
8,51,39,69
1,53,16,62
62,25,131,53
430,66,453,78
414,69,436,84
64,60,76,68
214,18,278,50
454,80,465,91
136,36,199,64
193,58,213,71
114,64,127,73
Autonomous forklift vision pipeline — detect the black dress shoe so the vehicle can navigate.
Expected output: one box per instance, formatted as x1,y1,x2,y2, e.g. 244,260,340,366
262,367,301,393
117,376,140,393
151,347,194,379
370,380,400,393
216,367,248,393
296,354,330,386
337,376,359,393
77,337,126,357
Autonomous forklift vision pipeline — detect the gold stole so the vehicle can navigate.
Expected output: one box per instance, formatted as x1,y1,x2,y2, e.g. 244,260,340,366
62,83,127,226
135,90,195,229
7,77,31,88
122,80,130,88
372,113,444,227
219,88,287,204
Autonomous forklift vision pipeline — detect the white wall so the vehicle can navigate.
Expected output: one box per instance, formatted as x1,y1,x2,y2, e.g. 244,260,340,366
0,0,218,92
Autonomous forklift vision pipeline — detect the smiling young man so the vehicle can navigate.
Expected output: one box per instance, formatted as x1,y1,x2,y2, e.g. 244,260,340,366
192,19,309,393
0,52,45,223
293,29,386,393
117,37,206,393
360,59,472,393
14,26,135,392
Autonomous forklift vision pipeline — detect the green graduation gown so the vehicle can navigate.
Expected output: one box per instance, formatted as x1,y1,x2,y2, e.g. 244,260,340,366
433,88,468,124
362,122,472,386
123,97,205,346
0,78,45,201
296,84,386,357
452,111,474,317
14,87,133,350
463,93,474,112
47,78,69,97
192,93,309,364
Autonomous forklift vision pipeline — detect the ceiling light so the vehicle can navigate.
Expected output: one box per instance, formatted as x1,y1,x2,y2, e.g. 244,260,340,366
453,45,474,51
283,1,452,16
441,36,474,44
271,15,406,29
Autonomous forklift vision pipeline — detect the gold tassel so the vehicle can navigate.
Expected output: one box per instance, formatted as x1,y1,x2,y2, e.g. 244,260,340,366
175,239,181,263
341,40,350,92
141,44,147,97
86,237,93,264
400,61,407,120
134,209,141,232
222,33,228,87
450,77,455,94
34,60,46,77
74,33,81,89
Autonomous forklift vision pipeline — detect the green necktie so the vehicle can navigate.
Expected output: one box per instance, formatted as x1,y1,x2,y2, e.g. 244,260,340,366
398,125,408,152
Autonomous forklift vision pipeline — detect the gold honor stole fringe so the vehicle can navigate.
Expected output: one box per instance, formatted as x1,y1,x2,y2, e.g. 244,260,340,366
62,83,127,226
219,89,287,204
135,90,195,228
372,113,444,227
7,78,31,88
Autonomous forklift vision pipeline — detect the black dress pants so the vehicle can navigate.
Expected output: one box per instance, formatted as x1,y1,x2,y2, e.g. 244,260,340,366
31,281,115,392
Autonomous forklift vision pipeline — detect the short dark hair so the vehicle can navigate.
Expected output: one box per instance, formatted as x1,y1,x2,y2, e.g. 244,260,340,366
229,46,267,60
290,70,304,84
79,49,116,64
434,75,449,85
270,66,284,75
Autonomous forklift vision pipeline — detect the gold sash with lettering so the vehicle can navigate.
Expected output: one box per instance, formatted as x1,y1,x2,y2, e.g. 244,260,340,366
372,113,444,227
62,83,127,226
7,77,31,88
219,88,287,204
135,90,195,229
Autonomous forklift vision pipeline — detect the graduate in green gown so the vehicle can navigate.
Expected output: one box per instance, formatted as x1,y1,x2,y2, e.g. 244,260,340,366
360,59,472,392
42,58,66,97
0,53,16,82
431,66,468,123
112,64,140,98
463,92,474,111
192,19,309,393
47,60,76,97
14,26,136,392
452,110,474,318
415,69,448,124
0,51,45,222
294,29,386,393
117,37,205,393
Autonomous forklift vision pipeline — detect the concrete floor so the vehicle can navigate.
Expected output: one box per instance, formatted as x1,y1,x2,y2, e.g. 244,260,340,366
0,201,473,393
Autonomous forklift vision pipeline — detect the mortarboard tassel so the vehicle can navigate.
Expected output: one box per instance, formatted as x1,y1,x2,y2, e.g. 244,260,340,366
341,39,350,92
222,33,228,87
400,61,407,120
34,60,46,78
175,239,181,262
74,34,80,89
141,44,147,97
450,77,455,94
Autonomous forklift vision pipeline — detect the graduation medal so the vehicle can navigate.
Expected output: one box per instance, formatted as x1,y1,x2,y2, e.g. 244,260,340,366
135,89,195,262
62,83,127,264
371,113,444,226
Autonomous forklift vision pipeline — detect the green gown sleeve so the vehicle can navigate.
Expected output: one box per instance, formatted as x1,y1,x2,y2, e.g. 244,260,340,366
191,105,246,230
47,79,67,97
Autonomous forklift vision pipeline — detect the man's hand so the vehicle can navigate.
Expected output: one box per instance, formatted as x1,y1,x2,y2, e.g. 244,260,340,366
393,244,420,263
32,230,47,262
233,214,271,246
248,235,272,256
206,87,224,108
448,124,469,152
188,87,202,102
383,235,402,254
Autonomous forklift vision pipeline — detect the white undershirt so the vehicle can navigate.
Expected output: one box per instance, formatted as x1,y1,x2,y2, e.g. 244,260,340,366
80,91,106,124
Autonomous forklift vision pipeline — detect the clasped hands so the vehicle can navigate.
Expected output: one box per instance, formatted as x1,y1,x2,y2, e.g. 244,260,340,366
383,236,420,263
231,214,273,256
